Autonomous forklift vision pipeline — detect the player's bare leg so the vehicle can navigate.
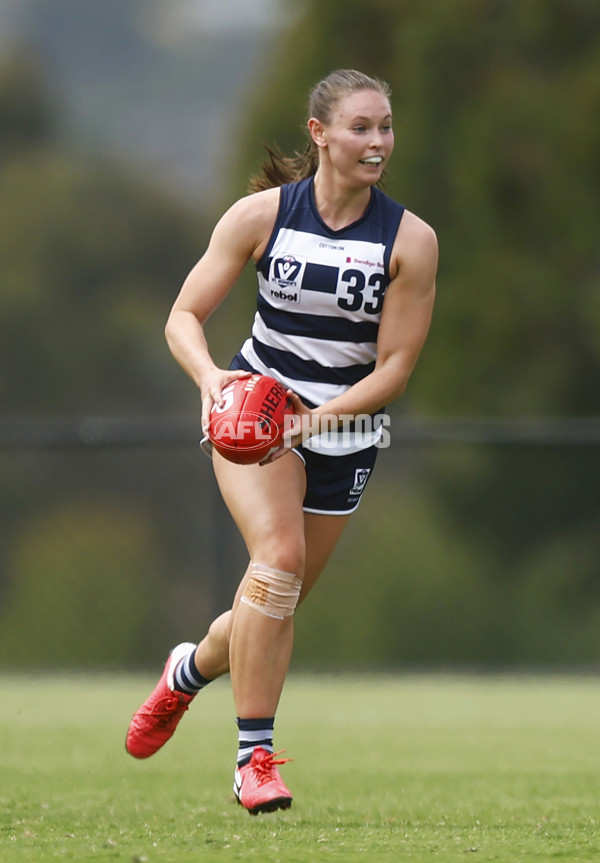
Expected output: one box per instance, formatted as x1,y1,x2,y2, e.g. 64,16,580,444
192,509,350,681
212,450,307,717
211,450,306,811
300,511,351,601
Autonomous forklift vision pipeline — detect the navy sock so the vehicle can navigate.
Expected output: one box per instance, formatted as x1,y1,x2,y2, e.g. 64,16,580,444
173,646,212,694
236,717,275,766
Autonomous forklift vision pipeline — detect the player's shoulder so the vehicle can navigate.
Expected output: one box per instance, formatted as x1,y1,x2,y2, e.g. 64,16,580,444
222,186,281,228
398,209,437,249
211,187,281,253
387,209,438,282
393,208,438,264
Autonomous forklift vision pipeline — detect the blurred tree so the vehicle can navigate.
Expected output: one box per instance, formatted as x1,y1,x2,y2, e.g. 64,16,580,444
0,52,56,159
388,0,600,418
0,497,170,666
0,55,208,416
0,55,216,669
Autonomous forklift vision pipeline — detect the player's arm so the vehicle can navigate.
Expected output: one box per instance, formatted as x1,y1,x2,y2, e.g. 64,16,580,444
313,210,438,422
165,188,279,430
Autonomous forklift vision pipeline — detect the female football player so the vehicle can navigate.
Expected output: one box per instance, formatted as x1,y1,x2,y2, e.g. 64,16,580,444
126,69,438,814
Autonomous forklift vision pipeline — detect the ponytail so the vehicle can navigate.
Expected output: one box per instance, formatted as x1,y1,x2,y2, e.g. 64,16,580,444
248,143,319,193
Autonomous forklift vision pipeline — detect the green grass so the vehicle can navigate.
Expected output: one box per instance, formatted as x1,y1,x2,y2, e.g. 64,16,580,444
2,673,600,862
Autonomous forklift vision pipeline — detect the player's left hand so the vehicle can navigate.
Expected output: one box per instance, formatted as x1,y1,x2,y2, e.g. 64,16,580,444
259,390,312,465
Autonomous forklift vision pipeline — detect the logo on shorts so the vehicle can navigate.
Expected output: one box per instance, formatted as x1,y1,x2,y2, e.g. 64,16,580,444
348,468,371,496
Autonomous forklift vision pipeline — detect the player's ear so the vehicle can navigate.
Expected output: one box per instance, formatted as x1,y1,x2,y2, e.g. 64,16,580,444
308,117,327,149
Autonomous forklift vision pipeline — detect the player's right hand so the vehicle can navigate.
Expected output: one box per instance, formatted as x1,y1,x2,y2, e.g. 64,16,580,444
200,368,251,435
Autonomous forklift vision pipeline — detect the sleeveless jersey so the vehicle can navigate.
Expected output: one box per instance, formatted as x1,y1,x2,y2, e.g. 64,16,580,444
233,176,405,453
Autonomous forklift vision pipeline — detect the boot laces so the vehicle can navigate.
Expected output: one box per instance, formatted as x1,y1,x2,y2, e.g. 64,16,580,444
251,749,292,785
141,694,188,727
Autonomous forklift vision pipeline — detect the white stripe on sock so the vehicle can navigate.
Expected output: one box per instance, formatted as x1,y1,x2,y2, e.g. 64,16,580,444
238,728,274,744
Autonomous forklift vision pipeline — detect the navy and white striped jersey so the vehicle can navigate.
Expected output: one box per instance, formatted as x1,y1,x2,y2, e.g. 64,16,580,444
232,176,405,452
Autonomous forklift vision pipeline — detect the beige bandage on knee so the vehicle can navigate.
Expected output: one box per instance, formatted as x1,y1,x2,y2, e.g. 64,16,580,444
240,562,301,620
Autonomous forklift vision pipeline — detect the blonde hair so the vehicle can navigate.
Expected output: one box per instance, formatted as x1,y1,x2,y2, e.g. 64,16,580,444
248,69,392,192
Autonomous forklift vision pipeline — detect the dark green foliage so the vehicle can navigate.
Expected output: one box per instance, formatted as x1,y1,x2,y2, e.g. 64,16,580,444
0,52,56,158
0,56,208,416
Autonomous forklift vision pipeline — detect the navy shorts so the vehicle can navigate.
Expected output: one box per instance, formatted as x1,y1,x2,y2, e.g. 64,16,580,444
293,443,379,515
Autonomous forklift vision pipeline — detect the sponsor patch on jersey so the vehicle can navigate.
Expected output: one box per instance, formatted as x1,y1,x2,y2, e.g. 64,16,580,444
269,254,306,303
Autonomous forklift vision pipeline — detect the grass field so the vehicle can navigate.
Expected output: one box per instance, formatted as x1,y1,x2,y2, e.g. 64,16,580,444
2,673,600,862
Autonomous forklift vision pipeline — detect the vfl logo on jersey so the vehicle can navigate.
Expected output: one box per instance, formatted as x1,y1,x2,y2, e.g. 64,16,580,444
274,255,302,286
348,468,372,496
269,254,305,303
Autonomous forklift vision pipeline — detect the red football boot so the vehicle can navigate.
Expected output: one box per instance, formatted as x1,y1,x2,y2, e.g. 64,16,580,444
126,642,197,759
233,747,293,815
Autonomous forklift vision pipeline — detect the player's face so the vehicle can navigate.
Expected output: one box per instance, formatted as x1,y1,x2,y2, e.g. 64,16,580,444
320,90,394,186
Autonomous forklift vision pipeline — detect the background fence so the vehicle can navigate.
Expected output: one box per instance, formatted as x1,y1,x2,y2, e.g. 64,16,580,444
2,415,599,672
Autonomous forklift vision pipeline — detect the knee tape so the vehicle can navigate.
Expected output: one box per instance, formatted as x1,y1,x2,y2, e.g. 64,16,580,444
240,562,301,620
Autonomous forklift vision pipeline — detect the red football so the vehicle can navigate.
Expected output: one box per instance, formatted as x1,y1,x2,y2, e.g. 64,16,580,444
208,375,294,465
